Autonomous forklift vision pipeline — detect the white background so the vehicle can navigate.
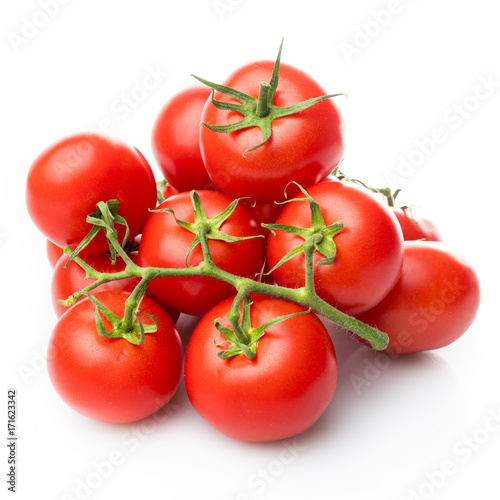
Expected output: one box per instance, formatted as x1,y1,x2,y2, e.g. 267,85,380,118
1,1,499,499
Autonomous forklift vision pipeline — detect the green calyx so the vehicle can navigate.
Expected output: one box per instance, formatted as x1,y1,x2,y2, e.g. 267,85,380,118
262,183,344,274
66,199,130,266
191,38,344,157
153,191,264,266
215,297,311,359
85,292,158,346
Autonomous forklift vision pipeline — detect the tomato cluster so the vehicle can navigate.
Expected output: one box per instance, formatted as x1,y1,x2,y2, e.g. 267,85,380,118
26,42,480,442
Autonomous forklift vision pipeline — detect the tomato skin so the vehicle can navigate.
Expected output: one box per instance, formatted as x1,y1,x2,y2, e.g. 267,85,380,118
199,61,345,203
138,190,266,316
50,252,180,323
47,291,183,423
26,133,157,255
267,181,404,315
46,240,64,268
184,295,337,442
356,241,481,354
392,207,443,242
152,86,216,192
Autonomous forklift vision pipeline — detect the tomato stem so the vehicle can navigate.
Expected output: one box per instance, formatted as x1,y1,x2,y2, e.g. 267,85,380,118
255,82,271,117
60,192,390,351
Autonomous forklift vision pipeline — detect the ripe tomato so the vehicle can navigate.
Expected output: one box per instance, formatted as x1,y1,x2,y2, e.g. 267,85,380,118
138,190,266,316
391,207,443,242
267,181,404,315
47,290,183,423
51,251,180,322
199,60,345,203
356,241,481,354
26,133,157,255
184,295,338,442
152,86,217,192
46,240,64,268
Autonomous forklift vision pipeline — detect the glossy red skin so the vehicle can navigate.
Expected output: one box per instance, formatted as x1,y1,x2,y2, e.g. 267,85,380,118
46,240,64,268
50,252,180,323
26,133,157,255
162,183,178,200
138,190,266,316
240,200,283,238
391,207,443,242
47,291,183,423
184,295,338,442
267,182,404,315
356,241,481,354
152,86,216,192
199,60,345,203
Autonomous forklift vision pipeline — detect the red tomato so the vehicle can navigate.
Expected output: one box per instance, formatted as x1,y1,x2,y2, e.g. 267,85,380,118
138,190,266,316
184,295,338,442
162,183,178,200
199,61,345,203
152,86,217,192
47,291,183,423
267,181,404,315
46,240,64,268
391,207,443,242
356,241,480,354
26,133,157,255
51,251,180,323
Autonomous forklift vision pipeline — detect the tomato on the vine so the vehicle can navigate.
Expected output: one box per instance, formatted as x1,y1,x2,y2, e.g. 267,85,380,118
26,133,157,255
355,241,481,354
152,86,217,192
138,190,266,316
266,181,404,315
184,295,338,442
47,290,183,423
197,44,345,203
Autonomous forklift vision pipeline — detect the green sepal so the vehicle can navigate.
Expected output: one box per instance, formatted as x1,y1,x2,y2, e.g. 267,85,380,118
214,308,311,359
215,298,312,360
65,200,130,266
262,184,344,274
152,191,264,266
85,293,157,346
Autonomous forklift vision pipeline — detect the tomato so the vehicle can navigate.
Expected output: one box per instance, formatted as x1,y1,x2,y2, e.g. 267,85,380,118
46,240,64,268
199,59,345,203
184,295,338,442
26,133,157,255
138,190,266,316
162,182,178,200
51,251,180,323
47,290,183,423
152,86,217,192
267,181,404,315
391,207,443,242
356,241,480,354
250,201,283,229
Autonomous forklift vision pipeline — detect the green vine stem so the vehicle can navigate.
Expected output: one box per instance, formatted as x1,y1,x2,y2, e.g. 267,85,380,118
60,201,390,351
